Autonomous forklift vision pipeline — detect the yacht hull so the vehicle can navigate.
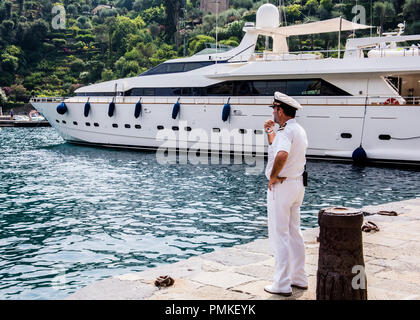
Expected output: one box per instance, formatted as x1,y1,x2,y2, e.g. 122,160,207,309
32,97,420,165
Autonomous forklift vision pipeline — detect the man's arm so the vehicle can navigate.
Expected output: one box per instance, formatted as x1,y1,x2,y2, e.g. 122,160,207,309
268,151,288,190
264,120,276,145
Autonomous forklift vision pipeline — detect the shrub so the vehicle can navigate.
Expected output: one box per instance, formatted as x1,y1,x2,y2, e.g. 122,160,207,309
69,58,86,73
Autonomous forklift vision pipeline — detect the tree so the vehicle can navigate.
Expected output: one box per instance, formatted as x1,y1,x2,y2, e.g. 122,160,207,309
163,0,183,43
0,52,19,73
70,58,86,73
0,88,7,107
305,0,319,16
231,0,253,10
374,1,396,33
0,20,15,44
101,68,115,81
67,4,78,16
116,0,136,10
111,16,145,55
10,84,29,102
141,5,166,25
20,19,49,50
76,16,93,29
403,0,420,33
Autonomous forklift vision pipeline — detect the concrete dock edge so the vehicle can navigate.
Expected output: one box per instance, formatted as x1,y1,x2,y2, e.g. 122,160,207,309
67,198,420,300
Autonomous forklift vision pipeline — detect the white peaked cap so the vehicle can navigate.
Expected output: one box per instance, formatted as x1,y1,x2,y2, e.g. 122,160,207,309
274,91,303,110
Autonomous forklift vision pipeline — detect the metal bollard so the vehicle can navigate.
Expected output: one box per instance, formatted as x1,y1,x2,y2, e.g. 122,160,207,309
316,207,367,300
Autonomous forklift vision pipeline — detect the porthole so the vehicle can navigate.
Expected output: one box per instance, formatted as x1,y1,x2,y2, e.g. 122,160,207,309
62,120,66,124
112,123,118,128
73,121,78,125
213,128,221,133
185,127,192,131
125,124,131,129
341,133,352,139
94,123,99,127
135,125,141,129
157,125,164,130
172,126,179,131
86,122,91,127
254,130,263,135
239,129,247,134
379,134,391,141
56,120,59,123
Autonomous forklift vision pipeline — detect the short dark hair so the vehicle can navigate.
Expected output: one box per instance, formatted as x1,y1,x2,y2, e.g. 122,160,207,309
279,103,296,118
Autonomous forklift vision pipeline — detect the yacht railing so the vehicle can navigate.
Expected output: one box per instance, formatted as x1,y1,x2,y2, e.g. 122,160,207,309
30,95,420,106
247,45,420,62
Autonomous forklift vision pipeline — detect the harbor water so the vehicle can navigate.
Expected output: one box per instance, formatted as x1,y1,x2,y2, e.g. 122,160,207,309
0,127,419,299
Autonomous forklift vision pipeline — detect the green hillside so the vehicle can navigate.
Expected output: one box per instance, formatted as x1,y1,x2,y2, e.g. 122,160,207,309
0,0,419,109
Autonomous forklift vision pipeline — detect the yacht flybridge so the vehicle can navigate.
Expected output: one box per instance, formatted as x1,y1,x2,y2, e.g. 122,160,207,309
31,4,420,165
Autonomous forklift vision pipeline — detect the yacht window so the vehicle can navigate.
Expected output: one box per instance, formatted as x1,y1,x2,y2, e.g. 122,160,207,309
320,80,350,96
184,62,212,72
234,81,253,95
156,88,181,96
167,64,184,73
182,88,192,95
287,80,313,96
267,81,287,95
140,61,214,76
302,80,321,95
251,81,268,95
143,64,169,75
143,88,155,96
93,79,350,98
206,81,234,95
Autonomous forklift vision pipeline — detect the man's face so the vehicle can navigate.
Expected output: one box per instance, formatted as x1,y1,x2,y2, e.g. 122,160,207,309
273,103,282,124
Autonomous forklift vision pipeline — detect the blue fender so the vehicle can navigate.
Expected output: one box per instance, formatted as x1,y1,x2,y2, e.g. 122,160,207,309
352,146,367,164
172,101,181,120
84,102,91,117
56,102,68,115
108,101,115,117
222,100,231,122
134,101,142,118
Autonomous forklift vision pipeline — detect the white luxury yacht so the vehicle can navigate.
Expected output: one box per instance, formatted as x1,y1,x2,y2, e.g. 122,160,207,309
31,4,420,165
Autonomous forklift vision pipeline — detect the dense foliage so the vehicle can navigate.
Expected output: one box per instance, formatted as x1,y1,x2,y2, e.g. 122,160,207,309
0,0,419,106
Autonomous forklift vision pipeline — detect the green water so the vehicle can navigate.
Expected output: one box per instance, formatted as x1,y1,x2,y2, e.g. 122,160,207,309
0,128,419,299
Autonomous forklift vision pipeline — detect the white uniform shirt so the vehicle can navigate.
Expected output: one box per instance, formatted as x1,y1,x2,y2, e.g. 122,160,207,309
265,118,308,180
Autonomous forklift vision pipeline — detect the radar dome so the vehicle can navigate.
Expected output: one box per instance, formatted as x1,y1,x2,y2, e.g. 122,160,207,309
256,3,280,28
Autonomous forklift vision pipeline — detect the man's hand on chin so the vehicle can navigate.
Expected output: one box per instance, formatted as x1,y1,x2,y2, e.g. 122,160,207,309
268,177,286,191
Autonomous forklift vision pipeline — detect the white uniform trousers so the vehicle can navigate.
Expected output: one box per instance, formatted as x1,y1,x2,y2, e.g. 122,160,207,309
267,177,307,292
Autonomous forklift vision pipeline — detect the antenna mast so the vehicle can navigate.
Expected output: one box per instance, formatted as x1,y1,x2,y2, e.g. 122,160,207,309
216,0,219,64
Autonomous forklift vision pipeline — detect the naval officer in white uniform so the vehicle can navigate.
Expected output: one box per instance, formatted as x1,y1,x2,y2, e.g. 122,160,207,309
264,92,308,296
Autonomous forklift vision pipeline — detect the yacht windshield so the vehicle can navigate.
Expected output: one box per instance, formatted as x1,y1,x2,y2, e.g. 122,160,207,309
194,43,234,56
140,61,214,76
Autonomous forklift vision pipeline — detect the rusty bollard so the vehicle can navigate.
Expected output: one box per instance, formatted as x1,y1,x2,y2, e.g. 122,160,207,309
316,207,367,300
